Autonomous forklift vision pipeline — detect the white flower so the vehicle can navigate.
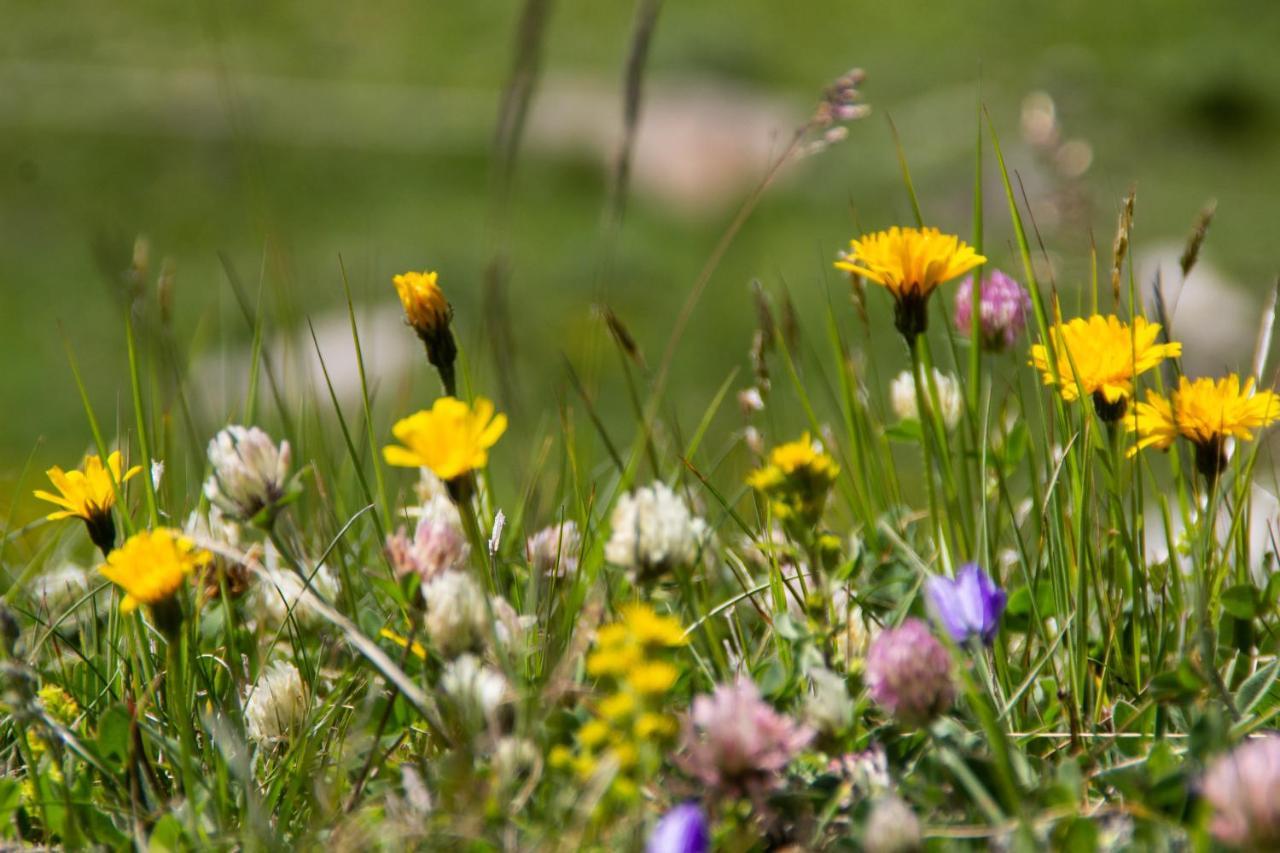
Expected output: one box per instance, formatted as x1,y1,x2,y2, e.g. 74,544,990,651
805,667,854,734
150,460,165,491
251,543,339,629
526,521,581,579
423,571,488,658
889,368,963,431
244,660,309,744
30,564,89,613
184,504,242,551
413,467,449,506
440,653,508,726
738,387,765,415
605,482,703,575
204,425,293,521
492,737,538,786
864,796,922,853
387,495,469,583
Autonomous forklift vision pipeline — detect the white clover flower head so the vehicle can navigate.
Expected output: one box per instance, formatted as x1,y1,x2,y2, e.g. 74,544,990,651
863,795,922,853
440,653,508,727
526,520,581,579
605,482,704,577
184,504,242,551
413,467,449,505
244,660,309,744
204,425,292,522
387,495,469,584
423,571,487,658
889,368,963,431
251,543,339,629
805,666,854,734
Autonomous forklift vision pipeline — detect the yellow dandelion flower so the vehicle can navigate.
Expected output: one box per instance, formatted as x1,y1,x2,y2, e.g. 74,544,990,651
383,396,508,481
1128,374,1280,479
34,451,142,553
1030,314,1181,420
598,691,637,722
620,604,687,647
99,528,209,626
627,661,679,694
379,627,428,660
578,719,611,749
634,712,678,740
834,226,986,339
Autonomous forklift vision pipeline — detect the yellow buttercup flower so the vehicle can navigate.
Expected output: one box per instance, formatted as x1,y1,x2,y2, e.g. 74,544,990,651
99,529,210,629
747,433,840,524
835,226,986,339
34,451,142,553
1128,374,1280,479
383,396,508,481
393,270,459,395
1030,314,1181,421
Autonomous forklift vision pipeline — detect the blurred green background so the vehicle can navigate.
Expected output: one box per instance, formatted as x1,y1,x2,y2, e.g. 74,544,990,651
4,0,1280,507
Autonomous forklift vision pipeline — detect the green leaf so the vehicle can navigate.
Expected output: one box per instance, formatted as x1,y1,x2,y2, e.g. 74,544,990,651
883,420,922,443
96,703,132,769
0,778,20,838
148,814,185,852
1237,659,1280,717
1222,584,1260,620
1150,660,1205,701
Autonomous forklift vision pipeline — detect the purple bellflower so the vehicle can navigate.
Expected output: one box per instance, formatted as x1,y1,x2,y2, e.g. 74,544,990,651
925,563,1007,646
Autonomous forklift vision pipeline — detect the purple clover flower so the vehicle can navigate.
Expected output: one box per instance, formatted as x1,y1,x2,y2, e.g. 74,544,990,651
865,618,955,729
925,563,1007,647
647,802,710,853
953,269,1032,352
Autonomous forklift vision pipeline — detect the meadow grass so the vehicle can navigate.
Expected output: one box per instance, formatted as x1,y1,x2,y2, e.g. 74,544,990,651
4,66,1280,852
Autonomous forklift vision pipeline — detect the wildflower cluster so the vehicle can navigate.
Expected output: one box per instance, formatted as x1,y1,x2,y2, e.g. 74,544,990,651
13,84,1280,853
551,604,686,804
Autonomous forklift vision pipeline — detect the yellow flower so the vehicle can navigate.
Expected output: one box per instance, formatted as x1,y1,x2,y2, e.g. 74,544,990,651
598,692,637,722
380,627,428,660
98,528,210,615
747,433,840,523
383,396,508,481
1128,374,1280,477
586,645,641,678
548,744,574,769
34,451,142,552
634,712,678,740
578,719,611,749
835,226,986,338
1030,314,1181,419
608,742,639,771
393,271,450,335
627,661,680,694
620,604,687,648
